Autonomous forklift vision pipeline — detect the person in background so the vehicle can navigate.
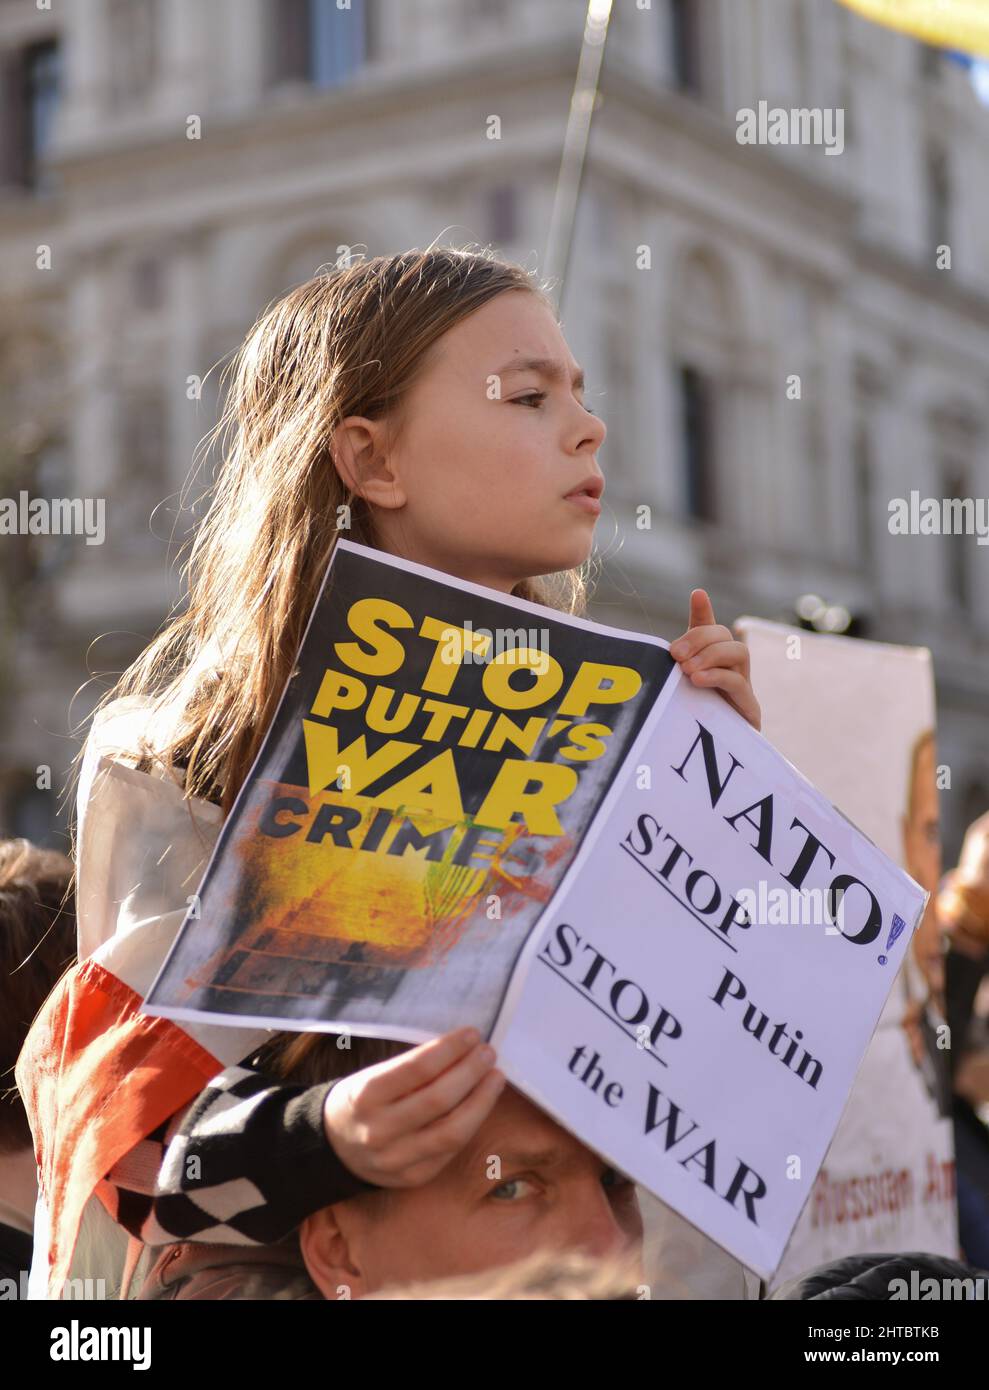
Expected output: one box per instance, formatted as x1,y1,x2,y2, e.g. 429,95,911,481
899,728,952,1116
939,809,989,1267
0,839,75,1286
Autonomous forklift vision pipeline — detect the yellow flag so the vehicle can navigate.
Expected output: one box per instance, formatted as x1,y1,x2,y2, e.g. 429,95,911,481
836,0,989,59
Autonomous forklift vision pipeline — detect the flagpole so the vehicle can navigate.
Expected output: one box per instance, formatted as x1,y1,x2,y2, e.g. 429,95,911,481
543,0,614,315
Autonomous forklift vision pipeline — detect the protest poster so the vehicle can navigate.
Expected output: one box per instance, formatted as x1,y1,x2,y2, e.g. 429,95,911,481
144,546,927,1279
732,619,957,1284
143,539,677,1039
491,669,927,1280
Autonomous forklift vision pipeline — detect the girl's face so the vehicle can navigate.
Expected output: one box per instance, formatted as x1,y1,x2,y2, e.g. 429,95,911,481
336,290,606,592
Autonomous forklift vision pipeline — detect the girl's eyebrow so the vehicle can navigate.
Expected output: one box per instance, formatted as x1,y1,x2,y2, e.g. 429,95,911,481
496,356,586,391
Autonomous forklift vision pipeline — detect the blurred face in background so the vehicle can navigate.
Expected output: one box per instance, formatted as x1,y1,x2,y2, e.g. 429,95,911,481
902,732,943,996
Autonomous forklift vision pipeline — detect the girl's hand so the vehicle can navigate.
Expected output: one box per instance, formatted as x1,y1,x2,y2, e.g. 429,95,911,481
322,1027,506,1188
669,589,762,732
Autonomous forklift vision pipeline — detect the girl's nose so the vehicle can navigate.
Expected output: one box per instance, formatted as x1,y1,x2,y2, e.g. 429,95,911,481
586,409,607,450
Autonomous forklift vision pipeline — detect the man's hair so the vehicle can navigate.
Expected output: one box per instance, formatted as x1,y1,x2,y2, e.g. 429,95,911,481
255,1030,411,1086
256,1030,413,1224
0,838,76,1152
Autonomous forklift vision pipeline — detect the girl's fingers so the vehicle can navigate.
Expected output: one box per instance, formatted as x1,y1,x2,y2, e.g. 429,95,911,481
679,640,749,676
688,589,717,629
378,1039,498,1137
385,1068,507,1175
359,1027,481,1106
669,624,734,660
689,667,761,729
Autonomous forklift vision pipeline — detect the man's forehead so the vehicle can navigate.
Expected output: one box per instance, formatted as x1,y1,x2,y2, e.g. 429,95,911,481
456,1089,592,1178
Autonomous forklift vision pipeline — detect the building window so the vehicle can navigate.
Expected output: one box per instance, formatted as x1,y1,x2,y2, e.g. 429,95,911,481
791,0,810,96
599,305,627,487
678,364,717,522
838,81,854,148
0,39,61,190
0,427,70,585
116,389,170,558
311,0,368,84
271,0,370,87
669,0,703,95
925,143,951,260
487,185,518,245
853,422,873,573
802,398,829,551
919,43,942,80
25,40,59,190
942,466,971,612
107,0,157,110
130,254,167,314
32,438,73,581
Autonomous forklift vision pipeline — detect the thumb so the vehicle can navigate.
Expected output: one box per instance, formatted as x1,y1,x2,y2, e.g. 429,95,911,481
688,588,716,629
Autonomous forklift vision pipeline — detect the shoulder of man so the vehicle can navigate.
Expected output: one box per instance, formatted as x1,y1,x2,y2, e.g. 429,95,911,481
135,1237,324,1302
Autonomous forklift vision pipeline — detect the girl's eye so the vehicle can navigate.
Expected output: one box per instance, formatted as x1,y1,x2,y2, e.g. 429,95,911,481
511,392,597,416
490,1177,538,1201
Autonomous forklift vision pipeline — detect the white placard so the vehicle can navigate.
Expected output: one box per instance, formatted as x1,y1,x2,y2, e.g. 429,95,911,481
494,675,927,1281
734,618,957,1283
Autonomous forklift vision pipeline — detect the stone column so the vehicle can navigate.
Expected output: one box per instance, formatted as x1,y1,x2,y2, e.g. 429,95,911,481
817,290,857,566
166,229,209,499
215,0,269,111
159,0,208,117
56,0,110,146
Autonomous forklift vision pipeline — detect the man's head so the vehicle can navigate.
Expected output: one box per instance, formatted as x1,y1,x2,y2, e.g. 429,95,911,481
298,1082,643,1299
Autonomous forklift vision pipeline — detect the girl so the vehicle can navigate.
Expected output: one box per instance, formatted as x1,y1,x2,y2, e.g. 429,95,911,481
17,247,760,1300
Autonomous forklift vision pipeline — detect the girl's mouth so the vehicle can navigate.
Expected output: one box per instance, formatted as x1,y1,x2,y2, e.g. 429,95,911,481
565,492,602,515
564,475,604,515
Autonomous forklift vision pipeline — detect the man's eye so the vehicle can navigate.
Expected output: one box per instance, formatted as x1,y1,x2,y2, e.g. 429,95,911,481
490,1177,537,1201
602,1167,633,1192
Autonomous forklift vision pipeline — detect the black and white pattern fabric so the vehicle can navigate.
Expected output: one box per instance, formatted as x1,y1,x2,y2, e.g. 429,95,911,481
101,1065,378,1247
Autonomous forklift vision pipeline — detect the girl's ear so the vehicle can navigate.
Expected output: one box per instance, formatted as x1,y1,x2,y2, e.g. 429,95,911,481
331,416,407,510
300,1204,367,1301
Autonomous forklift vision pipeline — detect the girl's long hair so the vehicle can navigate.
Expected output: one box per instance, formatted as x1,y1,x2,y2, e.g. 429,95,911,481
93,247,591,814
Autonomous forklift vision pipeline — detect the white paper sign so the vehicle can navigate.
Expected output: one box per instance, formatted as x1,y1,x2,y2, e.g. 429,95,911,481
493,674,928,1281
734,618,957,1282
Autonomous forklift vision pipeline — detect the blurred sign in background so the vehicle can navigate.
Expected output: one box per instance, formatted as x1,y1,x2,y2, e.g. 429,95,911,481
0,0,987,865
